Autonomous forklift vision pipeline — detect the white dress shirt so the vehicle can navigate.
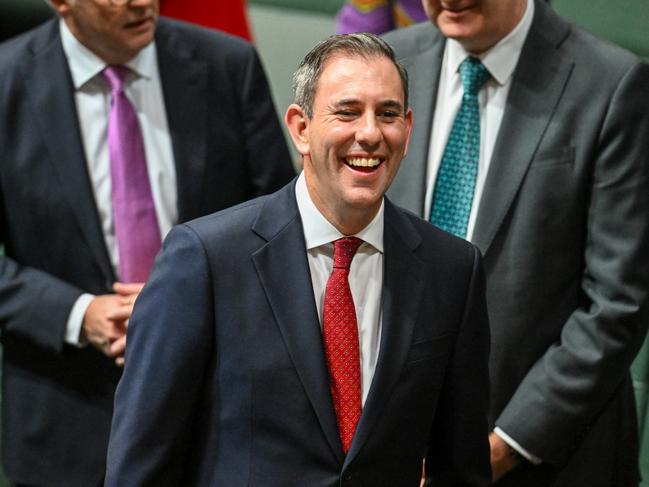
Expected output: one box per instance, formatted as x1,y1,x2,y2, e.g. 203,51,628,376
424,0,534,240
59,20,177,344
295,172,383,405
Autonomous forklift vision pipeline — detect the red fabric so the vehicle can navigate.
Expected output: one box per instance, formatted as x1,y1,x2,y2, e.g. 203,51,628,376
323,237,363,453
160,0,252,41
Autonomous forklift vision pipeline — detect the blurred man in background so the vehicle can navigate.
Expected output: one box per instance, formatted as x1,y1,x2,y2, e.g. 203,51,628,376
385,0,649,484
0,0,293,484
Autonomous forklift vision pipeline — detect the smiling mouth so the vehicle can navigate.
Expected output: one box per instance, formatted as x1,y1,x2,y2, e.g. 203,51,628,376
443,3,474,13
125,17,154,29
344,157,384,173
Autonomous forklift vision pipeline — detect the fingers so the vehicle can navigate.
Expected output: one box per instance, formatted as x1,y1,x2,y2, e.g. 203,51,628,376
86,331,126,362
113,281,145,297
489,432,518,481
91,333,126,363
108,335,126,363
84,295,129,358
106,304,134,324
83,290,137,364
88,335,117,358
88,335,126,367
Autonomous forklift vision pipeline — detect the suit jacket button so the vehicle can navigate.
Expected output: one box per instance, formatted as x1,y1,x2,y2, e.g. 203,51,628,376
343,471,353,481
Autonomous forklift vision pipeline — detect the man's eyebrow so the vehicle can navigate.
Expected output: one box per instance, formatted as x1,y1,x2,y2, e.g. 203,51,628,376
331,98,362,108
331,99,405,111
380,100,405,111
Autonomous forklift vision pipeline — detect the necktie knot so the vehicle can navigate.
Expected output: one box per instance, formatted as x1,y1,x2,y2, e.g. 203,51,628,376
460,57,489,96
102,65,130,94
333,237,363,270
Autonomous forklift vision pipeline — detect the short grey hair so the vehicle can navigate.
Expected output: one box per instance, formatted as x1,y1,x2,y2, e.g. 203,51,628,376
292,33,409,118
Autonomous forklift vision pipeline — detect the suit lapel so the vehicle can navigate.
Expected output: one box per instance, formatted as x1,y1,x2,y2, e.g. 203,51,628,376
251,183,344,464
388,28,445,217
27,21,114,283
472,3,574,255
155,20,208,222
345,200,425,467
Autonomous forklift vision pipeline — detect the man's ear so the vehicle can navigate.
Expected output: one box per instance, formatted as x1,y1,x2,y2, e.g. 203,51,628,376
285,104,310,157
48,0,70,15
403,107,413,158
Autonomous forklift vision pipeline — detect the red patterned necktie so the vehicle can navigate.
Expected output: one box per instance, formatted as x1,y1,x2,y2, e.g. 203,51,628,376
103,65,161,283
323,236,363,453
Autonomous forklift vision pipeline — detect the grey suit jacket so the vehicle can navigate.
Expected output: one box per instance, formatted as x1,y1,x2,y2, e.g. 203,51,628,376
106,180,491,486
0,17,294,487
385,1,649,484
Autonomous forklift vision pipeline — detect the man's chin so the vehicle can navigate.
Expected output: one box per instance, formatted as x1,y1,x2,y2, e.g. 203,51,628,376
343,191,384,213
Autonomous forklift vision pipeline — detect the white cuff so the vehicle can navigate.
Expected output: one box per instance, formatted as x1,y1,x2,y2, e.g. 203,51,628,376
494,427,542,465
65,293,95,347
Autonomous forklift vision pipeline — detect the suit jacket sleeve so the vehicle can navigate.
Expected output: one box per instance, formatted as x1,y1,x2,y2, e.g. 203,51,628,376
496,60,649,465
0,246,84,353
0,30,89,354
0,149,86,354
426,245,491,486
232,43,296,196
106,224,213,486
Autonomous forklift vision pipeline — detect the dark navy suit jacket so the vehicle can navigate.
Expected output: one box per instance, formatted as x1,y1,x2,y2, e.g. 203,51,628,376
106,181,491,486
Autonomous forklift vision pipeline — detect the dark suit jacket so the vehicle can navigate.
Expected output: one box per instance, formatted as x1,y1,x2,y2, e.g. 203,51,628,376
0,17,294,487
106,181,491,486
385,1,649,485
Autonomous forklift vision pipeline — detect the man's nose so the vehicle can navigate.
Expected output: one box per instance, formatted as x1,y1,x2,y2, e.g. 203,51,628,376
355,114,382,147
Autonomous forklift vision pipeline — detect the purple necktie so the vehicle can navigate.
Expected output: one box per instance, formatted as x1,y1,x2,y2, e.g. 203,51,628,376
103,65,161,283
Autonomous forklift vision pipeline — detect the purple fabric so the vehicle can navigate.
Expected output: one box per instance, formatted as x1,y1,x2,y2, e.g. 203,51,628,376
103,65,161,283
337,2,394,34
336,0,428,35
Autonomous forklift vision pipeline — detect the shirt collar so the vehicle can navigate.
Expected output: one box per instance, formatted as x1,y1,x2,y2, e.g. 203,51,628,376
446,0,534,86
59,19,157,89
295,172,384,253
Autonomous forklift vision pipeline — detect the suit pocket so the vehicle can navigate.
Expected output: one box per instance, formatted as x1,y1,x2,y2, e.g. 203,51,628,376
531,145,575,168
405,333,455,365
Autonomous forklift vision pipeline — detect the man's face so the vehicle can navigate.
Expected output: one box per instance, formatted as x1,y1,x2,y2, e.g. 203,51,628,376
422,0,527,53
287,54,412,233
54,0,158,64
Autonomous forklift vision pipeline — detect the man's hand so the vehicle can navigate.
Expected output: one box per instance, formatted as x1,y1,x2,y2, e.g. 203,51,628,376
113,281,145,299
83,282,144,366
110,335,127,367
83,294,129,359
489,432,520,482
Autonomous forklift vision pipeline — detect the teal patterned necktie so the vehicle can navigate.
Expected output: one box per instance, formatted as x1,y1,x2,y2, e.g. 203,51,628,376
430,57,490,238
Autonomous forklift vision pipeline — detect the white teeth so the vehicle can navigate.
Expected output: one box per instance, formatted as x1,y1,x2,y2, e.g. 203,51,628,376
346,157,381,167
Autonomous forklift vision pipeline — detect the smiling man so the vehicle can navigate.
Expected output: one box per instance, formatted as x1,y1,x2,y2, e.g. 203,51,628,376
0,0,293,485
106,33,491,486
384,0,649,485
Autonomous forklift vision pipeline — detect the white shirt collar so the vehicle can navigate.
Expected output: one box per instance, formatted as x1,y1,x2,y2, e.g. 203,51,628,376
59,18,157,89
295,172,384,253
446,0,534,86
